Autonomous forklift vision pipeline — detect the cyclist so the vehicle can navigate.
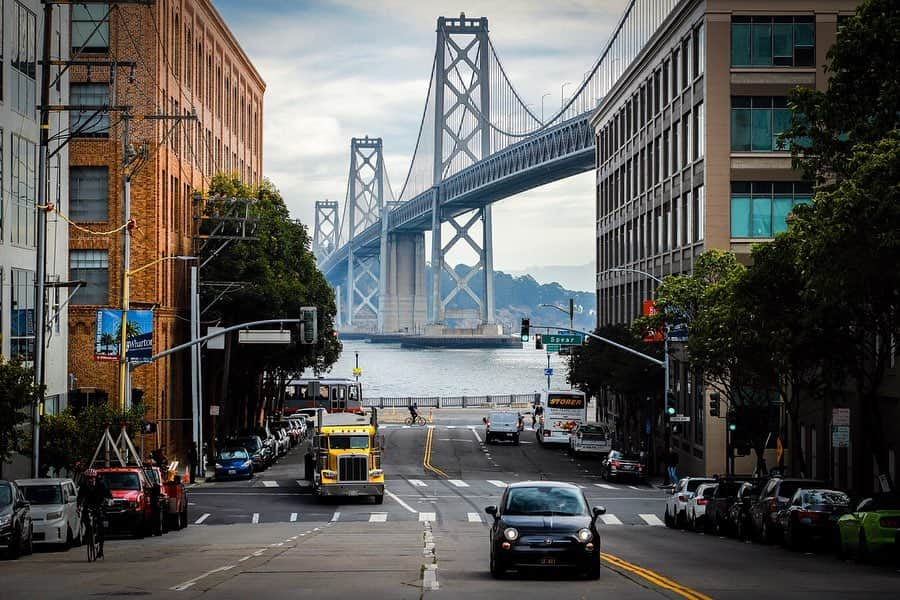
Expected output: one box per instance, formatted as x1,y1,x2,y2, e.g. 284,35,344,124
408,402,419,423
77,468,112,558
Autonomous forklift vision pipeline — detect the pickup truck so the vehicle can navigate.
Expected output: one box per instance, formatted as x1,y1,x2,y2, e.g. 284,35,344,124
162,472,188,530
567,422,613,457
96,467,154,538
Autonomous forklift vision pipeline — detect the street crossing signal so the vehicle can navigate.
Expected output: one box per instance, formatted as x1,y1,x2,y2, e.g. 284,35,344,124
520,318,530,342
300,306,317,344
726,409,737,431
709,392,721,417
535,334,543,350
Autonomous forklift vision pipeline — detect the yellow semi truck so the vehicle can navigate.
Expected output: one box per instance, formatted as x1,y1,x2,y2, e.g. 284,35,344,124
305,410,385,504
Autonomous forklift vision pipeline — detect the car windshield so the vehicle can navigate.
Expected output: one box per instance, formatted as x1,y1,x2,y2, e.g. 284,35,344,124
329,435,369,449
220,449,249,460
0,484,13,506
489,413,517,424
100,472,141,490
578,425,604,435
716,481,743,496
803,490,849,506
504,486,588,516
779,481,819,499
234,438,261,452
21,484,63,505
686,479,715,493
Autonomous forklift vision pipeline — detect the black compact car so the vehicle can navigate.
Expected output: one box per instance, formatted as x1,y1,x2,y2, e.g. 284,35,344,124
485,481,605,579
601,450,645,482
750,477,825,544
729,480,763,540
0,480,33,559
777,488,850,551
705,477,754,535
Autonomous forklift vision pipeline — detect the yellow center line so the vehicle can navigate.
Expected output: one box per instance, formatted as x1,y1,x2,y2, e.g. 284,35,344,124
423,427,448,478
601,552,712,600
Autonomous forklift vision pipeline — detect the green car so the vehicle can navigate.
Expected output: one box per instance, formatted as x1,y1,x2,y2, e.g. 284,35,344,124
836,493,900,561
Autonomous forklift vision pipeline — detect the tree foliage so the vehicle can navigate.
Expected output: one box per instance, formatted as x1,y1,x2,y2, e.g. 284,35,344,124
567,324,661,400
0,355,40,468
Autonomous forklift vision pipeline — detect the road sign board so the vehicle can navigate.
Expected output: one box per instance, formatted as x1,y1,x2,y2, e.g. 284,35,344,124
544,368,554,376
209,405,220,416
831,425,850,448
542,334,583,345
545,344,559,352
832,407,850,426
670,415,691,422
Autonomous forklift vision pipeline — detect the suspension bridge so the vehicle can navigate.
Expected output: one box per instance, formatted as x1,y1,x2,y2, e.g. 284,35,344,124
314,2,678,334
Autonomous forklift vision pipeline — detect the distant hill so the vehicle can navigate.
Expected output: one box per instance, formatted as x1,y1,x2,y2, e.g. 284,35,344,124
426,264,596,333
507,262,595,292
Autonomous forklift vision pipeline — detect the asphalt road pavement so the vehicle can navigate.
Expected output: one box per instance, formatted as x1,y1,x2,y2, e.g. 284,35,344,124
2,412,897,599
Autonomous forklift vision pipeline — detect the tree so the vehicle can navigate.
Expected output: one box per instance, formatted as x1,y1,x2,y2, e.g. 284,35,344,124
0,355,40,477
39,411,80,476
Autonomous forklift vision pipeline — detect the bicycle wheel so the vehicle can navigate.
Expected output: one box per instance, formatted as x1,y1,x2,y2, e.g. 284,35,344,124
85,525,95,562
416,416,427,425
404,417,412,425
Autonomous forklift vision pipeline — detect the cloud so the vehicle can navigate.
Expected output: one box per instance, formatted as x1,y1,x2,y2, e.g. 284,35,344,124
214,0,627,270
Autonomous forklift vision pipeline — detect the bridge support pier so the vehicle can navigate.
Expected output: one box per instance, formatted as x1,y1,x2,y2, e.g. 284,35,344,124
380,232,427,333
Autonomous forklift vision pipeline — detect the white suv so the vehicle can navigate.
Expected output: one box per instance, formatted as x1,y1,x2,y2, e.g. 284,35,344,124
687,482,719,531
665,477,715,529
16,478,81,549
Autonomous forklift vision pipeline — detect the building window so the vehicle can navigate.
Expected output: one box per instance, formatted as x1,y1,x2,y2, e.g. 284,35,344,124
731,97,791,152
694,185,704,241
731,16,814,67
693,102,704,159
71,3,109,53
10,268,35,360
681,37,690,89
694,22,704,76
12,2,36,118
71,83,110,137
70,249,109,305
70,166,109,221
10,134,36,247
730,182,812,238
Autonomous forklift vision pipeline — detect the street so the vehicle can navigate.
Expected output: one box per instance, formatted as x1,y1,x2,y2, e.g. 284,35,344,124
2,411,898,599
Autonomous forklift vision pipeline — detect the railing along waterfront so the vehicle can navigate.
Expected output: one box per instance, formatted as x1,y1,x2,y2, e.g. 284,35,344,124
361,393,540,409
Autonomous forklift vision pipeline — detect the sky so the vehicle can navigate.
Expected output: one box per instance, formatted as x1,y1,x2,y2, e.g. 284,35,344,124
213,0,629,287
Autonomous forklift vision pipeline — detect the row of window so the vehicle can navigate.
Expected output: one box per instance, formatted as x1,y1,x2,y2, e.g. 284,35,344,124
731,16,815,68
731,96,792,153
0,133,38,248
730,181,812,239
0,268,36,360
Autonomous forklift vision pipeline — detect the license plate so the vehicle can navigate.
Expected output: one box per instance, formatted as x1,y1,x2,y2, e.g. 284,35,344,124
541,557,556,565
102,520,110,528
228,469,236,474
33,532,45,541
622,465,633,470
348,490,359,496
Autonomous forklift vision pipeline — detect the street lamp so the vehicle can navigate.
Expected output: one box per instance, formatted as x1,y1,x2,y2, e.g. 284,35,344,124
539,299,577,333
561,81,572,107
540,92,551,123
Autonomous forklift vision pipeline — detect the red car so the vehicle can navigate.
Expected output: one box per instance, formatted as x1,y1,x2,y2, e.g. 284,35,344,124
96,468,154,537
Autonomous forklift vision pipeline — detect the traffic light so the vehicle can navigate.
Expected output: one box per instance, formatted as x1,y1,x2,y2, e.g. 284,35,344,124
535,333,543,350
142,421,157,434
666,405,676,417
726,410,737,432
520,318,530,342
300,306,317,344
709,392,720,417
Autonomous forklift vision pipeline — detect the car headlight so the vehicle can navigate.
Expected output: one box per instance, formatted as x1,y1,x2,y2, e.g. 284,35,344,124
129,501,139,508
576,528,593,543
321,470,337,479
0,514,12,526
369,469,384,478
242,460,252,468
503,527,519,541
215,463,223,469
46,511,63,521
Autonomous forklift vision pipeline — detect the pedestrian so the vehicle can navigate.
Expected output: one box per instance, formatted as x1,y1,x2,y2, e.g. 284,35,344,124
665,446,679,485
187,443,198,484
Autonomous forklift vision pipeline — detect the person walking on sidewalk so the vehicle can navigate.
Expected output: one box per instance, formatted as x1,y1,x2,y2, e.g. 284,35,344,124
665,446,679,485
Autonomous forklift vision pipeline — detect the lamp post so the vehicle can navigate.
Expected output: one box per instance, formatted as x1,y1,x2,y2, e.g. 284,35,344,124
539,299,576,333
560,81,572,108
540,92,551,123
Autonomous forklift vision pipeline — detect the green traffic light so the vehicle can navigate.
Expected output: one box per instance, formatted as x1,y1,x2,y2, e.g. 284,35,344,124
666,406,676,416
728,423,737,431
521,334,529,342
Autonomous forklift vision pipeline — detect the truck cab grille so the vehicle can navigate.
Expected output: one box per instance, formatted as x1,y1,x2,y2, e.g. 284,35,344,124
338,455,368,482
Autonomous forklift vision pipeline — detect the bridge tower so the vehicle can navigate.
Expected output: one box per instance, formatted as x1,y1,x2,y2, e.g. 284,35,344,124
346,136,383,331
429,14,497,331
313,200,339,262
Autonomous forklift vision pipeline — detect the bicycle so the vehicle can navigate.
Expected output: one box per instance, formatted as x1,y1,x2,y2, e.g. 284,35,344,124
404,415,427,426
81,506,104,562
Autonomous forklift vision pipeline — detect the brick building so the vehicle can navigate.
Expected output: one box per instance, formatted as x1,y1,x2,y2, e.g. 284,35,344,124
67,1,264,457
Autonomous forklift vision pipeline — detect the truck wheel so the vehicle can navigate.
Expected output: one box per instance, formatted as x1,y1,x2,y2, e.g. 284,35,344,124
374,495,384,505
514,435,520,446
181,507,188,529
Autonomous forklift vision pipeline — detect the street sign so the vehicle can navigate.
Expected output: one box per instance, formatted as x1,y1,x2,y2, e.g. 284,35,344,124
831,425,850,448
668,323,688,342
832,407,850,426
545,344,559,352
670,415,691,423
542,334,583,345
209,405,220,416
352,367,362,377
544,368,554,376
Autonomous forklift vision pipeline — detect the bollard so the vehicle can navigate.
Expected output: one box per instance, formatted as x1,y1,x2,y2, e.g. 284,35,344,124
429,408,434,423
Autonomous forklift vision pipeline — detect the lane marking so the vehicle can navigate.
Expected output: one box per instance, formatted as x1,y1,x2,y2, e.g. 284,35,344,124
369,512,388,522
251,513,260,524
408,479,428,487
385,488,418,513
290,512,298,522
468,426,483,444
295,480,307,487
594,483,616,490
194,513,210,524
467,512,482,523
600,514,623,525
628,485,643,491
238,555,253,562
487,480,507,488
270,542,284,547
252,549,267,556
170,565,235,591
262,481,278,488
448,479,469,488
447,425,456,429
639,514,665,526
423,427,449,478
601,552,712,600
330,511,341,522
419,512,436,522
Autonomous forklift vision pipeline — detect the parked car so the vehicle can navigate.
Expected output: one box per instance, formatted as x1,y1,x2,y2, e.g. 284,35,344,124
728,480,764,540
837,493,900,562
161,473,188,530
485,481,604,579
227,436,268,471
705,477,755,535
140,465,169,535
665,477,715,528
96,467,154,538
600,450,646,482
687,483,718,531
567,423,613,457
778,488,850,551
0,480,33,559
292,408,328,433
749,477,825,544
16,478,80,549
277,429,291,455
485,411,523,444
216,447,254,480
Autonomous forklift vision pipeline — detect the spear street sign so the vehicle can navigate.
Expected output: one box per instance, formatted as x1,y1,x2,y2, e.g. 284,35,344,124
542,333,584,346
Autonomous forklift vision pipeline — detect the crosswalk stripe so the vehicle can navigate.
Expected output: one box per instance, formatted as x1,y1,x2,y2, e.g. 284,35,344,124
251,513,260,524
262,481,278,488
639,514,664,526
195,513,210,524
408,479,428,487
448,479,469,487
290,512,298,522
594,483,616,490
369,512,388,522
487,480,507,488
600,514,623,525
331,511,341,522
296,480,307,487
447,426,456,429
419,512,436,522
628,485,643,491
467,512,482,523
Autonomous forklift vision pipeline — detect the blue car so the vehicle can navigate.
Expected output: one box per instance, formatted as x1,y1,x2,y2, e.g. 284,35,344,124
215,448,254,480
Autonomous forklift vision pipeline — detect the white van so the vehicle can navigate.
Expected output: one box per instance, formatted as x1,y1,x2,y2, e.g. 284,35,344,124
535,389,587,445
16,478,80,548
